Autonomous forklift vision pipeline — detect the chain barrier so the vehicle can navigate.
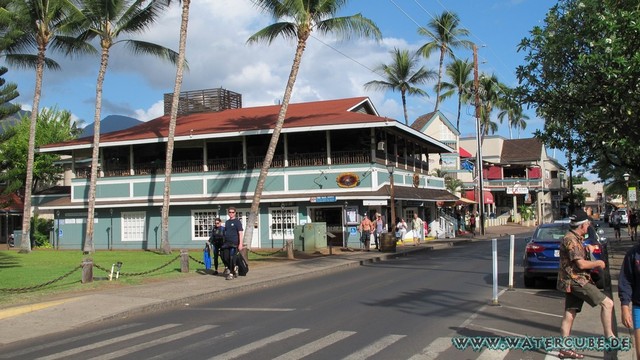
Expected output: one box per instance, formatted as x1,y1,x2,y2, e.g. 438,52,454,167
0,264,83,293
94,254,181,277
189,254,205,265
247,245,287,257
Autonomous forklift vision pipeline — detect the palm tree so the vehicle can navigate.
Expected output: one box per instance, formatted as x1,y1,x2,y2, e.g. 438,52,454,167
477,73,504,140
245,0,381,247
417,11,473,112
438,58,473,131
364,48,436,125
2,0,91,253
74,0,179,254
161,0,191,254
497,91,529,139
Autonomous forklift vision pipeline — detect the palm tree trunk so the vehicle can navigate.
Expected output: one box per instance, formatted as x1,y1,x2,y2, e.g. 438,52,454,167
401,90,408,125
434,46,446,111
84,46,110,254
19,47,46,254
244,37,307,247
161,0,190,255
456,90,462,132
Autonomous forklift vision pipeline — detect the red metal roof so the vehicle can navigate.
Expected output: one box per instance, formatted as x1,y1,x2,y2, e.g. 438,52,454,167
42,97,388,149
0,192,23,212
459,147,472,158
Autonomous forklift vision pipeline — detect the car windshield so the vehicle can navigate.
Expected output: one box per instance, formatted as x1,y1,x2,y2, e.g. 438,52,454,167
534,226,569,241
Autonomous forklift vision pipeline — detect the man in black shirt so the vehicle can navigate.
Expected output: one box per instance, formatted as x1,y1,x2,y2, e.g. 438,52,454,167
223,207,244,280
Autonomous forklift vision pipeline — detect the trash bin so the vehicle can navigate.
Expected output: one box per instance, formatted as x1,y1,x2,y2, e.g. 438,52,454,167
379,232,396,252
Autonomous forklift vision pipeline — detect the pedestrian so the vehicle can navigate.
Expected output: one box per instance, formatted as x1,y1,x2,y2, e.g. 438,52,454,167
618,242,640,360
469,213,476,237
411,213,423,246
374,213,384,250
395,217,407,244
359,214,373,251
222,207,244,280
629,209,638,241
612,210,622,242
556,211,614,359
209,217,226,275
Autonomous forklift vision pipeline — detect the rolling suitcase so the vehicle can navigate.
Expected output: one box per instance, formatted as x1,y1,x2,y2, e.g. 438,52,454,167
236,251,249,276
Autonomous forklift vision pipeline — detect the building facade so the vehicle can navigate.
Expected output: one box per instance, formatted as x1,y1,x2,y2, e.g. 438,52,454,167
36,95,457,250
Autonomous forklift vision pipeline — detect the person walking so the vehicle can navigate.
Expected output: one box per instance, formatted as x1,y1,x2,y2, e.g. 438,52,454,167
469,213,476,237
359,214,373,251
374,213,384,250
556,211,615,359
618,242,640,360
222,207,244,280
411,213,423,246
629,209,638,241
612,210,622,242
208,218,226,275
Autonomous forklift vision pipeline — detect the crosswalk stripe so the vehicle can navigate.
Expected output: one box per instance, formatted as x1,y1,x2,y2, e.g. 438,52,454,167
272,331,357,360
0,323,142,359
476,349,508,360
208,328,308,360
408,337,452,360
34,324,180,360
342,334,406,360
89,325,216,360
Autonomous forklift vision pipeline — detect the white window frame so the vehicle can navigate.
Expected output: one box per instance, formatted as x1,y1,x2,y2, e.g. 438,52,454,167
192,210,221,241
121,211,146,242
269,207,298,242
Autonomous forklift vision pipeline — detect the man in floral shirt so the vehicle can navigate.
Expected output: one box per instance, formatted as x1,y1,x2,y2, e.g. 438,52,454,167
556,211,614,359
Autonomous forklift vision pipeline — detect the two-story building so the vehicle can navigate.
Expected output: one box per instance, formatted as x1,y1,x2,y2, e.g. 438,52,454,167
35,91,457,250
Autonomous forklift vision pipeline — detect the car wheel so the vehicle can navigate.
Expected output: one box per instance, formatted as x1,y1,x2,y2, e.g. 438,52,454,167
524,276,535,288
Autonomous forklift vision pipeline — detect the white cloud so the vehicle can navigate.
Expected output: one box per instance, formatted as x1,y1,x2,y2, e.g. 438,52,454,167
134,100,165,121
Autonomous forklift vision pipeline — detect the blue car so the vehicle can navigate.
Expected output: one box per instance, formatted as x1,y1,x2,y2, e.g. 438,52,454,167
523,222,606,288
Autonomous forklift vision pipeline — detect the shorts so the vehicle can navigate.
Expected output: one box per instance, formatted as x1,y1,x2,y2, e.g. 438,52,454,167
633,305,640,330
565,282,606,312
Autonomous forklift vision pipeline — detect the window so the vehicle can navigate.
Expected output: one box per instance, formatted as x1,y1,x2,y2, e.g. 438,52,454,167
122,211,146,242
270,207,298,241
192,210,220,240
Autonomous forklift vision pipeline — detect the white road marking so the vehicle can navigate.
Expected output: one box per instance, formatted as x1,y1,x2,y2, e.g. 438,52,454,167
408,337,453,360
272,331,357,360
34,324,180,360
90,325,216,360
342,334,406,360
208,328,308,360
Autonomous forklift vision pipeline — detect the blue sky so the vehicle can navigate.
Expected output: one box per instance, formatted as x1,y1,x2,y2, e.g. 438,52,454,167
6,1,569,163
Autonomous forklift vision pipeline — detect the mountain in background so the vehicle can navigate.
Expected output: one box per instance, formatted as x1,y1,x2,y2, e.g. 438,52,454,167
80,115,143,138
0,109,30,135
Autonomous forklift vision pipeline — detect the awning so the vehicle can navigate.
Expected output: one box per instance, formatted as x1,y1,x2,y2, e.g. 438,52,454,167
459,147,472,158
464,190,494,204
455,197,477,205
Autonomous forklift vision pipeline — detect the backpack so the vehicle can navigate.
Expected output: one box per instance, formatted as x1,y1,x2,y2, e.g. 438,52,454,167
613,213,621,225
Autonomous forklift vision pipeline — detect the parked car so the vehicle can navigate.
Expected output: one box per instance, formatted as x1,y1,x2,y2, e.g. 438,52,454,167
523,222,606,288
616,208,629,225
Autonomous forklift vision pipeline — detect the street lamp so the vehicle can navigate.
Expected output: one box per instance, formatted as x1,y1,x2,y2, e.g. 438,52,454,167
624,173,631,209
386,164,396,231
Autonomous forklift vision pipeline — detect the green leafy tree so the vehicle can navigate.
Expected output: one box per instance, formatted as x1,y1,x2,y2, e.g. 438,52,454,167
517,0,640,183
245,0,381,247
417,11,473,112
0,108,79,193
0,66,20,120
161,0,191,254
439,58,473,131
2,0,91,253
73,0,179,254
364,48,436,125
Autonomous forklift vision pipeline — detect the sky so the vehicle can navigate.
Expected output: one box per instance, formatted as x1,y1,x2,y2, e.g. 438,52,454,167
6,0,570,166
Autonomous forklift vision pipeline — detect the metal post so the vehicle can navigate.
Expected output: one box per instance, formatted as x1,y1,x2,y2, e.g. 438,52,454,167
387,164,396,237
473,44,486,236
508,235,515,290
281,204,285,249
491,238,499,305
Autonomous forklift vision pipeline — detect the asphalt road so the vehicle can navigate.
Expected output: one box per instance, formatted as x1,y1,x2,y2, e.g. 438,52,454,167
1,233,545,360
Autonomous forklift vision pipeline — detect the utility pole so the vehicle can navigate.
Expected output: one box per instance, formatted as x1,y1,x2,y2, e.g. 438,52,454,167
473,44,485,236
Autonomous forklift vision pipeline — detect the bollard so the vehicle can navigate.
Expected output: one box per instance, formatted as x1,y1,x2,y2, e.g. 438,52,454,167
82,258,93,283
180,249,189,273
491,238,499,305
286,239,294,260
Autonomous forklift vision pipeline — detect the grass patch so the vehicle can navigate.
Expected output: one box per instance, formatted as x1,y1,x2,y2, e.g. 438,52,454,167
0,249,286,307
